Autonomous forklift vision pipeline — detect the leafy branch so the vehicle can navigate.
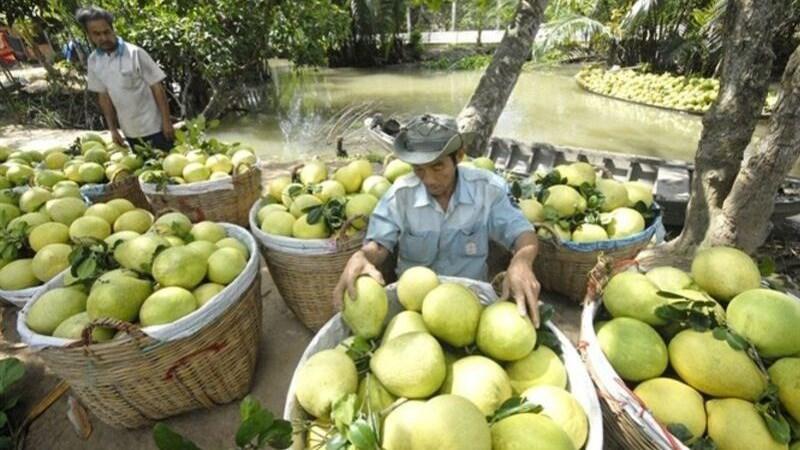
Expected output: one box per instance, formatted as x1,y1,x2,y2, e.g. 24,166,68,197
755,384,792,445
68,240,119,286
533,303,562,356
654,291,723,332
487,396,542,425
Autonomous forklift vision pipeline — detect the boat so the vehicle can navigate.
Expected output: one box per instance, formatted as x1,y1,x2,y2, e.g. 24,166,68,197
365,115,800,227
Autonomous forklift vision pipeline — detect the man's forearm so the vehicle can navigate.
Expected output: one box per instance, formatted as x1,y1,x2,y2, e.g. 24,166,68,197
360,241,390,267
511,231,538,265
151,83,171,123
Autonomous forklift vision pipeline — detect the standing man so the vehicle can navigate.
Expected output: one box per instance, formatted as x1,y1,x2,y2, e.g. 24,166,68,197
333,114,543,325
76,6,174,150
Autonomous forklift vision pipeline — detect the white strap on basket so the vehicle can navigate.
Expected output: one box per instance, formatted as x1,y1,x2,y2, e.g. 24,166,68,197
17,223,259,350
283,276,604,450
0,270,67,308
140,175,236,196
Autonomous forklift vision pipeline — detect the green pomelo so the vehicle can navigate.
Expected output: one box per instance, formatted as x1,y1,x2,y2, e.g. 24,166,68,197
383,159,412,183
261,210,295,237
45,151,68,170
645,266,693,291
368,179,391,199
289,194,322,218
361,175,388,194
9,212,49,234
544,185,583,217
561,161,596,186
182,162,210,183
268,176,292,201
396,266,439,312
491,413,574,450
139,287,198,327
205,154,233,174
19,187,52,213
185,240,218,261
190,221,226,243
668,329,766,401
314,180,346,203
382,400,426,450
299,161,328,185
505,345,567,393
727,289,800,358
624,181,654,207
256,203,288,224
52,184,80,200
32,243,71,282
522,385,589,449
84,203,121,226
691,246,761,302
52,311,114,342
83,148,108,164
345,193,378,230
519,198,544,223
186,150,207,164
571,223,608,242
152,246,208,289
343,276,388,339
443,355,511,415
597,317,667,382
707,398,787,450
334,164,363,194
0,259,39,290
215,237,249,260
597,178,630,212
69,216,111,242
348,159,373,180
292,214,329,239
104,230,140,247
78,162,105,183
29,222,70,252
472,157,495,172
768,358,800,423
414,395,492,450
113,209,153,233
633,378,706,444
421,283,482,347
603,271,669,325
0,204,20,226
192,283,226,307
382,311,428,343
207,247,247,285
86,274,153,322
153,212,192,237
370,332,446,398
113,234,171,273
356,372,396,414
280,182,304,208
26,287,87,335
106,198,135,215
295,349,358,418
607,207,645,238
476,301,536,361
164,236,184,247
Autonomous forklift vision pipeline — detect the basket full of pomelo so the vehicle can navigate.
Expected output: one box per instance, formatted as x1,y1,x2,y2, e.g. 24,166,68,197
284,269,604,449
18,213,260,428
580,246,800,450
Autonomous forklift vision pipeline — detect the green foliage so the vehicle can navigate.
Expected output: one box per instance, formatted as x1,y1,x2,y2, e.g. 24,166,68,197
0,357,26,449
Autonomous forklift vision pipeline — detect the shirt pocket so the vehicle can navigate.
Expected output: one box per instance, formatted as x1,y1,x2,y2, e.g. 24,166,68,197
398,230,438,266
453,225,489,260
119,68,141,89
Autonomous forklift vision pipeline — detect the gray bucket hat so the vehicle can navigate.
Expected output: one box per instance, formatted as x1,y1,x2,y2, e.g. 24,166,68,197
393,114,476,165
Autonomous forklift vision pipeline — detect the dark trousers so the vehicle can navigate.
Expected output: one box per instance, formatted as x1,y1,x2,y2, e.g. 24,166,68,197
127,131,173,152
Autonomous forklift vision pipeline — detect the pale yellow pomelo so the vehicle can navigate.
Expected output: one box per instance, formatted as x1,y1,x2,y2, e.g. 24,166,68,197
443,355,511,415
343,276,388,339
476,301,536,361
69,216,111,242
544,185,583,217
624,181,654,207
29,222,70,252
45,197,87,225
106,198,136,215
356,372,395,414
560,161,596,186
603,271,669,325
8,212,50,234
597,178,628,212
691,246,761,302
84,203,121,226
505,345,567,393
669,329,766,401
32,243,71,282
422,283,482,347
384,159,412,183
152,246,208,289
78,162,105,183
727,289,800,358
491,413,574,450
607,207,645,238
192,283,225,307
292,214,329,239
182,162,210,182
368,179,391,199
280,182,304,208
345,193,378,230
113,209,153,234
370,332,446,398
19,187,52,213
153,212,192,237
295,349,358,418
597,317,667,382
382,400,426,450
52,311,114,342
472,157,495,171
113,234,171,274
163,153,190,177
139,287,198,327
185,240,218,261
215,237,248,260
289,194,322,218
299,161,327,185
335,164,363,194
361,175,388,194
633,378,706,443
261,211,295,237
26,287,87,335
87,273,153,322
707,398,787,450
205,154,233,174
256,203,288,224
768,358,800,423
645,266,693,291
519,198,544,224
396,266,439,311
104,230,140,248
0,204,20,227
165,235,184,247
268,175,292,201
207,247,247,285
0,259,39,290
414,395,491,450
537,223,572,241
314,180,346,203
382,311,428,343
348,159,373,180
571,223,608,242
190,221,226,243
522,385,589,449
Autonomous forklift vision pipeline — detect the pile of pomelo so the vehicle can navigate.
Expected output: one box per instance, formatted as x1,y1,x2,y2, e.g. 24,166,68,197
138,142,258,185
595,246,800,449
517,161,655,243
24,212,249,342
293,267,590,450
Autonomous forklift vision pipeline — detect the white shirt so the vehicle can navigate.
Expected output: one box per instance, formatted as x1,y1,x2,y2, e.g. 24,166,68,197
87,39,166,139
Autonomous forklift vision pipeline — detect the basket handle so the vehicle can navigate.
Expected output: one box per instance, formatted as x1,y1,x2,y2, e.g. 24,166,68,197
110,168,131,183
334,214,367,243
490,271,506,297
382,153,396,168
535,222,565,246
582,255,642,307
72,317,148,348
289,163,304,182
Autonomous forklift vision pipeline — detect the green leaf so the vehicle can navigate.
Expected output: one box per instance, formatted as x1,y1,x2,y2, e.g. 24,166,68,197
152,423,202,450
76,257,97,279
260,419,293,449
348,419,378,449
538,303,555,326
488,396,542,424
667,422,693,443
307,205,324,225
0,412,7,429
235,409,274,446
534,330,562,355
724,329,749,352
239,395,260,421
2,392,21,411
331,394,357,431
758,256,776,276
325,433,348,450
0,358,24,394
762,411,791,444
689,436,718,450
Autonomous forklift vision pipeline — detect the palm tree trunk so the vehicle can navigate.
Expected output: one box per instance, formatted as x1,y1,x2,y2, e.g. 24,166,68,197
457,0,549,156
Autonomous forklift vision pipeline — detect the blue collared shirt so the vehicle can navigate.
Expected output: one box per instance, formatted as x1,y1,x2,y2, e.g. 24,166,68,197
94,37,125,57
366,166,533,281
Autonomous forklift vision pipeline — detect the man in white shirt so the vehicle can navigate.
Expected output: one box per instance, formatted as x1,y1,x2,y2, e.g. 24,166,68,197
76,7,174,150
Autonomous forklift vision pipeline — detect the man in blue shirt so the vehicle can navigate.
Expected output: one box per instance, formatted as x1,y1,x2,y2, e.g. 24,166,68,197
334,114,543,324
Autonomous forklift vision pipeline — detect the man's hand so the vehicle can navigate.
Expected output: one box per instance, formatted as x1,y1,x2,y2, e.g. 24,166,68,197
110,129,126,147
162,120,175,141
333,250,385,310
502,258,541,327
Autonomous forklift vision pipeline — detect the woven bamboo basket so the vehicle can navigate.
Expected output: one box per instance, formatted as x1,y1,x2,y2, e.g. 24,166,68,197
533,208,662,303
249,200,364,331
18,225,262,429
80,174,150,210
284,276,604,450
141,166,261,226
579,255,690,450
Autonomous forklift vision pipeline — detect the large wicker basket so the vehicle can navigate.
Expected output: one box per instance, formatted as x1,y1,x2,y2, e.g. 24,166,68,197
141,166,262,226
80,175,150,210
284,276,604,450
534,209,662,302
249,200,363,331
17,225,262,429
579,255,690,450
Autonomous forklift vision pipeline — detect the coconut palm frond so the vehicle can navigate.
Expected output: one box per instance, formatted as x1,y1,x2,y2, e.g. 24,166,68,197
537,14,613,54
621,0,664,30
697,0,728,56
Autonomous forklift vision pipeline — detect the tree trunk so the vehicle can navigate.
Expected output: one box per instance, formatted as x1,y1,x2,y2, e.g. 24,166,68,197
457,0,548,156
666,0,780,255
705,44,800,252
